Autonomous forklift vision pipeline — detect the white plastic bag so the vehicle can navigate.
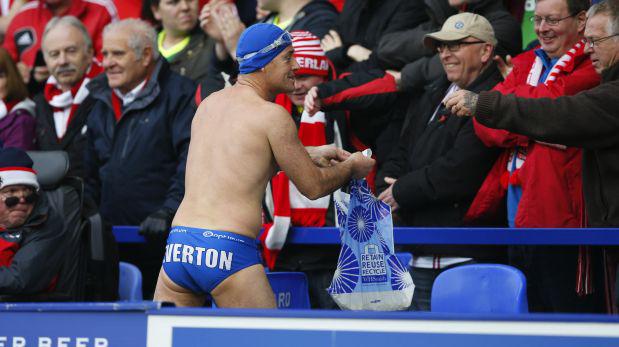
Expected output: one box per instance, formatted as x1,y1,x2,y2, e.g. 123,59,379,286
328,179,414,311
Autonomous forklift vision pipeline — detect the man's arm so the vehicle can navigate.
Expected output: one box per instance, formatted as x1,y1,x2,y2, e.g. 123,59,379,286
446,83,619,149
266,106,374,200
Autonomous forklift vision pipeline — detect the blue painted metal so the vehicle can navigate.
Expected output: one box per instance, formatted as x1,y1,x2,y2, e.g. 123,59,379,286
113,226,619,245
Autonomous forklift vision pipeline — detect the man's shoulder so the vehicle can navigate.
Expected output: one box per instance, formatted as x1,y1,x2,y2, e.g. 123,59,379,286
79,0,119,19
9,1,44,25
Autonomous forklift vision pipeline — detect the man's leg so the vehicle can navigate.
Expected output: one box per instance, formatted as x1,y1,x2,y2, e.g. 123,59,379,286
153,268,206,307
211,264,277,308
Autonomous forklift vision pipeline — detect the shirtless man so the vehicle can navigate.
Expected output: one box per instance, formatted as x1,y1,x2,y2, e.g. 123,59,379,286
153,23,375,308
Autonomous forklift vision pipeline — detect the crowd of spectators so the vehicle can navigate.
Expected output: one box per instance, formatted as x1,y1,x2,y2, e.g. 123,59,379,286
0,0,616,314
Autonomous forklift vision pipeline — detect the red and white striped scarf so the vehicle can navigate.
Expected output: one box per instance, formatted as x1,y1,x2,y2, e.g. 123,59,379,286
44,62,101,140
526,39,586,86
260,95,330,269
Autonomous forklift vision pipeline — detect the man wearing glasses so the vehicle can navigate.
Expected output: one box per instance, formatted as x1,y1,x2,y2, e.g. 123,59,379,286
0,147,68,300
446,0,619,313
153,23,374,308
373,12,503,311
454,0,602,313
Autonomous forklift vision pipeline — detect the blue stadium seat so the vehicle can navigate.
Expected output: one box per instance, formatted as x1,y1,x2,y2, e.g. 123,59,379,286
267,272,311,309
118,262,143,301
431,264,528,314
395,252,412,269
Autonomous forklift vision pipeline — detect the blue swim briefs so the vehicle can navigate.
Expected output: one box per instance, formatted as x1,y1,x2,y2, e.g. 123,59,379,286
162,226,261,294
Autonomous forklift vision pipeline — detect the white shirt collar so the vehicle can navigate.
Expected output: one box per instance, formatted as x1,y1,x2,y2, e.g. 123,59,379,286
113,79,147,106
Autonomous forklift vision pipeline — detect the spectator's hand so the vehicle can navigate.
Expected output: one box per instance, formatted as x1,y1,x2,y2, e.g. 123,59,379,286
444,90,479,117
255,4,270,20
347,44,371,62
321,30,342,52
307,145,351,167
32,65,49,83
377,177,399,211
304,86,322,116
494,54,513,79
214,2,245,58
347,152,375,179
17,62,31,84
386,70,401,90
200,0,227,42
139,208,175,239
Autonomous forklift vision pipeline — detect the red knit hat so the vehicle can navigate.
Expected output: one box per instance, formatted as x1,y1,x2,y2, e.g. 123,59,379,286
291,31,329,77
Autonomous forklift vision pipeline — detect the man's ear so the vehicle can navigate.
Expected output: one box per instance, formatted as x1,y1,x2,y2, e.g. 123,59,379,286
576,10,587,34
142,46,154,66
480,43,493,64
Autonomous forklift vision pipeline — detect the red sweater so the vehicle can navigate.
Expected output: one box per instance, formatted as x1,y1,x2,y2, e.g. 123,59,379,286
467,46,600,228
4,0,118,67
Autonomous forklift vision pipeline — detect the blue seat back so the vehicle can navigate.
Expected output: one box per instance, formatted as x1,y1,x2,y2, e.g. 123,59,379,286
395,252,412,269
431,264,528,314
118,262,143,301
267,272,311,309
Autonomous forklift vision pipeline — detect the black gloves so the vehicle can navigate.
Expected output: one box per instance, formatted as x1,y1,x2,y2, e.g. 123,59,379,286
139,208,175,238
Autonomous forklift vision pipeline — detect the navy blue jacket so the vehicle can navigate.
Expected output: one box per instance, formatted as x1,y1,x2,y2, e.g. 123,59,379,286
84,59,195,225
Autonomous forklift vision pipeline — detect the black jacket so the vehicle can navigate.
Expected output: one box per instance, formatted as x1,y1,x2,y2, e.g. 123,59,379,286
377,64,503,258
475,62,619,227
84,59,195,225
34,93,96,178
327,0,427,73
165,27,217,83
0,194,67,298
391,0,522,92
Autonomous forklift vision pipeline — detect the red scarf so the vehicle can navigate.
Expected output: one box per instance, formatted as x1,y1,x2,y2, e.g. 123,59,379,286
260,94,330,269
44,62,102,140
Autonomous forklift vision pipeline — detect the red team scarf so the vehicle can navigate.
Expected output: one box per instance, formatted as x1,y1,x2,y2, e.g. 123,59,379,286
44,62,102,140
260,95,331,270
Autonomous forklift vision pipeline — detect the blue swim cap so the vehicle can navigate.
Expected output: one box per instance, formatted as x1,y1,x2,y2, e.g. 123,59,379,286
236,23,293,74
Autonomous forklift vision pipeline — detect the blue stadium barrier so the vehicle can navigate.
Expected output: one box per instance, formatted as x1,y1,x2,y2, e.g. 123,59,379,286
1,303,619,347
113,226,619,245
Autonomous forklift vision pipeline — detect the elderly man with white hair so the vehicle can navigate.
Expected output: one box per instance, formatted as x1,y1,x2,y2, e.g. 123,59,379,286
84,19,196,299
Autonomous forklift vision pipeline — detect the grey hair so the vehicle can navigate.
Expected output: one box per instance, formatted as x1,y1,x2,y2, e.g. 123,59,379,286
42,16,93,51
587,0,619,37
103,19,160,61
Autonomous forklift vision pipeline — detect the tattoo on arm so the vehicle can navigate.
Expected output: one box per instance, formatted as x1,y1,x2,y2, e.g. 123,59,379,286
463,91,479,114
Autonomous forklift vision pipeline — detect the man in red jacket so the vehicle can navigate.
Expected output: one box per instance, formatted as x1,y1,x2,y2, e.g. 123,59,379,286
466,0,603,313
4,0,117,83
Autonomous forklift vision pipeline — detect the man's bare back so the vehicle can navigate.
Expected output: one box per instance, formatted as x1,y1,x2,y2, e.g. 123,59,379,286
154,24,374,308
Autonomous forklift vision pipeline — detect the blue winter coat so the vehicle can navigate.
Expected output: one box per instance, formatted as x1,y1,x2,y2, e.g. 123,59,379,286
84,59,196,225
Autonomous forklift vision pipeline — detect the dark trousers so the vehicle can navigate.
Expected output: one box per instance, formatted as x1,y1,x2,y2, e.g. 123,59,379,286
509,245,605,313
119,239,167,300
409,260,476,311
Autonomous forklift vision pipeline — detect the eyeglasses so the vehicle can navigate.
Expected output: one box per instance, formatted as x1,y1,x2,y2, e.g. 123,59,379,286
530,13,577,26
584,33,619,48
237,32,293,63
436,41,485,53
3,194,37,208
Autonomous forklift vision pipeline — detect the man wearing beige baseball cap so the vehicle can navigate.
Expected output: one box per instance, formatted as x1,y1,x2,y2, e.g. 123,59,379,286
376,12,504,311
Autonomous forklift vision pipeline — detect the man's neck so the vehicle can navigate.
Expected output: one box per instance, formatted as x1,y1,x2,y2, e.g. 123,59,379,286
278,0,310,23
236,75,275,101
47,0,71,16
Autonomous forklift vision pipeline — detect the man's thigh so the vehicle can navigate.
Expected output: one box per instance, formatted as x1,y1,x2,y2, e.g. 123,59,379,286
211,264,276,308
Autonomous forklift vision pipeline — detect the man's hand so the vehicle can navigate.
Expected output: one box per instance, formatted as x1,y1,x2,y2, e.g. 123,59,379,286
200,0,227,42
139,208,174,239
307,145,350,167
304,86,322,116
493,54,513,79
347,44,371,62
214,2,245,58
17,62,30,83
346,152,375,179
444,90,479,117
321,30,342,52
386,70,401,91
377,177,399,211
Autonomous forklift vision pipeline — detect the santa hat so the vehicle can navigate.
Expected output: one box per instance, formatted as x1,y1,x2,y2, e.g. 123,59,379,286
0,148,39,191
291,31,329,77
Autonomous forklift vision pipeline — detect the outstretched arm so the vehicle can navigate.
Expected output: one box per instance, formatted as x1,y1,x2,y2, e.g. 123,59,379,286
266,107,374,199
